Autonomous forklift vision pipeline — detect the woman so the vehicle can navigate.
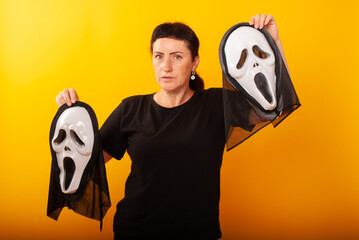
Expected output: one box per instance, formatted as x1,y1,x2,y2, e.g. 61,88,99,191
56,14,288,240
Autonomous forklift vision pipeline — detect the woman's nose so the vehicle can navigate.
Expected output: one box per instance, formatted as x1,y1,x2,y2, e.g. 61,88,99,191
163,58,173,72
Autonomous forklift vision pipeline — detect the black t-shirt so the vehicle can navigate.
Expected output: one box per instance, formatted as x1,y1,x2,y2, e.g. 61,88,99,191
100,88,225,239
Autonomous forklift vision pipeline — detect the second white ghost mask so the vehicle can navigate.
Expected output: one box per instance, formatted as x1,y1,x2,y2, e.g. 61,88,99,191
224,26,277,111
219,22,301,150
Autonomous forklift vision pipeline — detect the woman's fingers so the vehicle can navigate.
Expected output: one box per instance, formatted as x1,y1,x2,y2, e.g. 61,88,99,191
259,14,266,29
264,14,273,25
55,90,66,106
55,88,79,107
250,14,270,29
249,15,255,25
254,14,261,28
249,14,279,41
69,88,79,104
62,89,72,106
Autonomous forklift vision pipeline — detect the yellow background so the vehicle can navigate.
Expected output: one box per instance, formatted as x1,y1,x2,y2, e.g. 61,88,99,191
1,0,358,239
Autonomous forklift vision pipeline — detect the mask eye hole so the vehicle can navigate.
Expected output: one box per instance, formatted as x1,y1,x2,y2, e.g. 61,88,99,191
70,130,85,147
252,45,269,59
54,129,66,145
236,49,247,69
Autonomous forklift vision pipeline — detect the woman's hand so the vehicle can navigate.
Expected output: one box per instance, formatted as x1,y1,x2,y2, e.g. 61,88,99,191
55,88,79,107
249,14,279,42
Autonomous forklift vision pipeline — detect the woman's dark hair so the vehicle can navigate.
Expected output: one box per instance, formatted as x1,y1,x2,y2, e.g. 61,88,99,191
150,22,204,91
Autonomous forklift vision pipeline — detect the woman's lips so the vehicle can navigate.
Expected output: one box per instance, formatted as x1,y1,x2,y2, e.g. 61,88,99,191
161,76,175,80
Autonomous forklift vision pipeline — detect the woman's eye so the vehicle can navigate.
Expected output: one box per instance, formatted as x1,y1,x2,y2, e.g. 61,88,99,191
174,55,182,60
155,55,162,59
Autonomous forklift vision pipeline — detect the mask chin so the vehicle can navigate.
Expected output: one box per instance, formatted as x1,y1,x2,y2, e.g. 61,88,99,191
51,106,94,194
224,26,277,111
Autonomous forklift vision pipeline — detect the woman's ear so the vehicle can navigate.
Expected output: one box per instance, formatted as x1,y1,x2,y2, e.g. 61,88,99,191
192,55,200,70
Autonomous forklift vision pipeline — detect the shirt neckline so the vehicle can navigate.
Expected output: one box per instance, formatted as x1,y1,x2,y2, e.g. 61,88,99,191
150,91,198,110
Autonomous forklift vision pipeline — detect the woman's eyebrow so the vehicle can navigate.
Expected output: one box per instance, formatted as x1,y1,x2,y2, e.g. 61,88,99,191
170,51,184,55
153,51,184,55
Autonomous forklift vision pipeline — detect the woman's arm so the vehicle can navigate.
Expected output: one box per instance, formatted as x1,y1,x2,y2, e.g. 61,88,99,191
249,14,289,73
103,150,113,163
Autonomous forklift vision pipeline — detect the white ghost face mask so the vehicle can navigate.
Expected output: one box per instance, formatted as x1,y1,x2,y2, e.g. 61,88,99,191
51,107,94,194
219,22,301,151
224,26,277,111
48,101,111,228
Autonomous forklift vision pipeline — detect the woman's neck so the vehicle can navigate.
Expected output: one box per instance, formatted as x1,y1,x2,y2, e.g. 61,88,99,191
154,88,195,108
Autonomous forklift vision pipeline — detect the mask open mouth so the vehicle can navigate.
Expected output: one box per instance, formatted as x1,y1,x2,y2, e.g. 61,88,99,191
254,72,273,104
63,157,75,191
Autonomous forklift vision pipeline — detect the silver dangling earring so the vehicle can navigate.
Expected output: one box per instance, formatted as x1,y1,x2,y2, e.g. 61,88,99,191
191,71,196,80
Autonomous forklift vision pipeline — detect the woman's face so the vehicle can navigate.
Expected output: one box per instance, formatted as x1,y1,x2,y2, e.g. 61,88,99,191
152,38,199,93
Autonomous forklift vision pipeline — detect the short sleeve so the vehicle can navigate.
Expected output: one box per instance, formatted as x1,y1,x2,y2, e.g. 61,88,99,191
100,103,128,160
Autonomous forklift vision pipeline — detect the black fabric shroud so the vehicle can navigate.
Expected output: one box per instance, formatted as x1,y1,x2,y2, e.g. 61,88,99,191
219,23,301,150
47,101,111,229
